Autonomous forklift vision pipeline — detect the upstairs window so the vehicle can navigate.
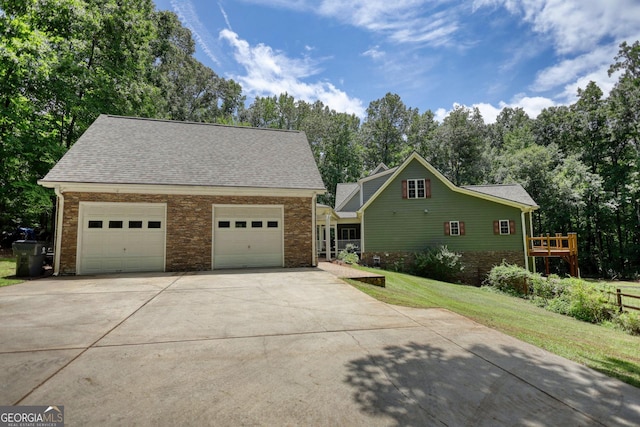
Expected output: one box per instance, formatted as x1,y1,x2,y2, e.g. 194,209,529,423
402,179,431,199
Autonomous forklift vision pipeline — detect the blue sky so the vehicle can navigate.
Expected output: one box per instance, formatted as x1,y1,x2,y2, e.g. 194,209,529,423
153,0,640,123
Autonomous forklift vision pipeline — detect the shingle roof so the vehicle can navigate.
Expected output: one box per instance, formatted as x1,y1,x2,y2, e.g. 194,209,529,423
334,183,359,210
463,184,538,207
40,115,326,190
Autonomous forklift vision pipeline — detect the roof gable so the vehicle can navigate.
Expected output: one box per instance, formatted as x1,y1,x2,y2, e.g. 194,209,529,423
370,163,389,175
335,183,360,211
40,115,325,191
359,152,538,212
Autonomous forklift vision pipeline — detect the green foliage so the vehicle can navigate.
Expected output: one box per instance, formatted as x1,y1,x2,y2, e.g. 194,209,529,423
338,244,359,265
531,274,566,300
614,312,640,335
485,264,621,327
483,262,533,295
413,246,464,283
545,279,616,323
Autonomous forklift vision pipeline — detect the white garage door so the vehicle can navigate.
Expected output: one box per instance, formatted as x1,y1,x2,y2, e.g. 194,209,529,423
213,205,283,269
78,202,166,275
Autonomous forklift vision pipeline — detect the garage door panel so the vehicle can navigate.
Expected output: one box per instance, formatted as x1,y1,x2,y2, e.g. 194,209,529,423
213,205,283,269
78,203,166,275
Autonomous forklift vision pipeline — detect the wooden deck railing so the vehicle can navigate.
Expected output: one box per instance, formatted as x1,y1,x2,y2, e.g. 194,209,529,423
527,233,579,276
527,233,578,256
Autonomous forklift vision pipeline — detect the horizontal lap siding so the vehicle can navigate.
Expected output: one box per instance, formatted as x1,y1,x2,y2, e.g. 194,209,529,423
364,159,523,253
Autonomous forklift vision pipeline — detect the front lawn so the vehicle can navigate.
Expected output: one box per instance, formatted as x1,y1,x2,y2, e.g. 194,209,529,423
349,267,640,388
0,257,22,287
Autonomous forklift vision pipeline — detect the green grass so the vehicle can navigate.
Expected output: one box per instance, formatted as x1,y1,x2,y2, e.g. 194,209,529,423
0,257,23,287
586,278,640,310
348,267,640,388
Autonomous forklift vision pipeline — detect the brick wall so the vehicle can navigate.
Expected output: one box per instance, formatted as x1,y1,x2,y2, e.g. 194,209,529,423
59,192,314,274
361,250,525,286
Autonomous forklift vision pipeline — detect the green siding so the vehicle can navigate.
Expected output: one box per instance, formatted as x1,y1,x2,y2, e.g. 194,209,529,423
363,159,525,253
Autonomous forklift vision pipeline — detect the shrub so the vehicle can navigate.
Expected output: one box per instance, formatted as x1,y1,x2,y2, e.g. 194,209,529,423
564,279,616,323
483,263,532,295
615,312,640,335
413,246,464,282
531,274,566,301
337,245,359,265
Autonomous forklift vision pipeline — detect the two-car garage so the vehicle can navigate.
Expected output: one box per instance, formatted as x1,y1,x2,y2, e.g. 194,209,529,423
76,202,284,275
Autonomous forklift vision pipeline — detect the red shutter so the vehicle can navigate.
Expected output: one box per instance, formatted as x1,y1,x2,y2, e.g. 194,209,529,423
493,220,500,235
444,222,450,236
426,179,431,198
460,221,466,235
402,180,407,199
510,220,516,235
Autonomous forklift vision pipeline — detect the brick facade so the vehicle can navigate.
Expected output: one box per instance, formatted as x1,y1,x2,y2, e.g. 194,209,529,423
59,192,314,274
361,250,525,286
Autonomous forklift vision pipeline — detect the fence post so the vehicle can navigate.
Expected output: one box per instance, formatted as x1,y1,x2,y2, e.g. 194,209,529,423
616,288,623,313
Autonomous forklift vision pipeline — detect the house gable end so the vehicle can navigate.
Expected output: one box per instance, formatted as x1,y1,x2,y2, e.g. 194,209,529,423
359,152,537,213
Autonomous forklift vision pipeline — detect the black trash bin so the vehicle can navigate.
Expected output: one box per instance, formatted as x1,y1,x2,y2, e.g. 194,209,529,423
12,240,45,277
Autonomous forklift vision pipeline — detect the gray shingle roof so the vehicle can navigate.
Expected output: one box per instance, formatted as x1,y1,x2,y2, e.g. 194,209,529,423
334,183,359,210
463,184,538,207
41,115,326,190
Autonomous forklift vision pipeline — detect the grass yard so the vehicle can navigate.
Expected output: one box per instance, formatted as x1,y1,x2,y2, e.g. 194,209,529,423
612,282,640,311
0,257,22,287
349,267,640,388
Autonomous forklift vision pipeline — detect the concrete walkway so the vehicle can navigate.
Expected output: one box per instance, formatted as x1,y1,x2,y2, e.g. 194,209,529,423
1,268,639,426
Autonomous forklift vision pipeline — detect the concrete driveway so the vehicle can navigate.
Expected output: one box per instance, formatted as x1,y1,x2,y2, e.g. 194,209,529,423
1,269,639,426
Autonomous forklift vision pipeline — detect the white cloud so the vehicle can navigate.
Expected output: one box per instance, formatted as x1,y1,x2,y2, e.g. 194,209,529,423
436,95,556,124
170,0,221,65
220,29,365,116
362,46,385,60
241,0,462,47
474,0,640,54
473,0,640,109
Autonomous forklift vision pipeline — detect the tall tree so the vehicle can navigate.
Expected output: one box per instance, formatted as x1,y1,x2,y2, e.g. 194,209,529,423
429,105,488,185
359,93,409,170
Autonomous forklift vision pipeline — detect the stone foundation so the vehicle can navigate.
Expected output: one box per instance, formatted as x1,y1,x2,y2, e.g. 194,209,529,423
362,250,525,286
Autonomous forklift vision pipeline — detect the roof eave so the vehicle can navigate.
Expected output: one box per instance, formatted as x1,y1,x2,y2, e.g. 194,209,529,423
38,180,326,197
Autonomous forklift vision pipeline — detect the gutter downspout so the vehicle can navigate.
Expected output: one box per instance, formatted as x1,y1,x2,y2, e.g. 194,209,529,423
521,210,529,272
53,186,64,276
529,210,536,273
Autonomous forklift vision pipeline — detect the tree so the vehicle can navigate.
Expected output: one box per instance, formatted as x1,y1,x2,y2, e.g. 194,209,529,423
359,93,409,170
428,106,488,185
315,112,362,206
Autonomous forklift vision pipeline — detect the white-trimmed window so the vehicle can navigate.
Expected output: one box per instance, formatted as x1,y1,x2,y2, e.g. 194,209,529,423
494,219,515,235
450,221,460,236
408,179,425,199
445,221,465,236
402,179,431,199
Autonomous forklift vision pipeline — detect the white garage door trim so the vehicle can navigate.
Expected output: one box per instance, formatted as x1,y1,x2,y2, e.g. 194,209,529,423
77,202,167,275
212,204,284,269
